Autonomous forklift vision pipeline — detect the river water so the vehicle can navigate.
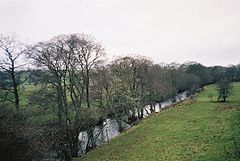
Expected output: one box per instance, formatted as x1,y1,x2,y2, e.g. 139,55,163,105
78,91,188,155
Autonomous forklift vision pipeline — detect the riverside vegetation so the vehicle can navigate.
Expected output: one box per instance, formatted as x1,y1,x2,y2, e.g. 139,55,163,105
0,33,240,161
76,83,240,161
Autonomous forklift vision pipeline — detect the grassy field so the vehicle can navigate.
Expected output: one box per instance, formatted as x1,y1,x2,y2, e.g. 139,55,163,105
75,83,240,161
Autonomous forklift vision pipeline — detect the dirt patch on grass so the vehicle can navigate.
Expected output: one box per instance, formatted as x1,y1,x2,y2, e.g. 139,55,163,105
213,104,238,111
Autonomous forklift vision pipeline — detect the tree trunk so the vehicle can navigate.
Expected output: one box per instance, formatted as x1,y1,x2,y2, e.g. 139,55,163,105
150,104,154,113
223,96,226,102
70,134,80,157
86,128,96,153
11,67,20,111
116,119,124,133
13,82,20,111
140,108,144,119
86,68,91,109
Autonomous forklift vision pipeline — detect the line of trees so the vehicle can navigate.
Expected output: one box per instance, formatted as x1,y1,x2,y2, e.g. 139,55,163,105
1,33,240,161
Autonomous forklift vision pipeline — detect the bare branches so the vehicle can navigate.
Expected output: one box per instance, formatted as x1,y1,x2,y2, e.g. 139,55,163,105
0,33,26,111
26,33,106,156
27,33,105,124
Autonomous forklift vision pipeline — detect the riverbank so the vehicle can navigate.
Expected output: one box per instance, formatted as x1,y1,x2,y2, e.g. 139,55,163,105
75,83,240,161
77,91,188,155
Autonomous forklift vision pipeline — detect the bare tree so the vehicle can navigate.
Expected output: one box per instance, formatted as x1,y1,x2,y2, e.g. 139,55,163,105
0,34,26,111
66,34,105,152
109,56,153,121
28,33,105,157
67,34,105,109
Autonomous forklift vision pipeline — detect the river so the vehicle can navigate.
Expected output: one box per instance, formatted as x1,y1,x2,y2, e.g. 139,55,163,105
78,91,188,155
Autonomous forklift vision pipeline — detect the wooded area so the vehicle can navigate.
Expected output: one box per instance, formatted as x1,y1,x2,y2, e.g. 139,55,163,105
0,33,239,161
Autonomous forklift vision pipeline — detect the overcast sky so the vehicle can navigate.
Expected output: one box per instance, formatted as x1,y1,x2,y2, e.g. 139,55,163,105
0,0,240,66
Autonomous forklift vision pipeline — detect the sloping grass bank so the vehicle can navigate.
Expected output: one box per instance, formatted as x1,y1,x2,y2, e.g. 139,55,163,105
76,83,240,161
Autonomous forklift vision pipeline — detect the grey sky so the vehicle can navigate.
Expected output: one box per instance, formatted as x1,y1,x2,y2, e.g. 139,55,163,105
0,0,240,66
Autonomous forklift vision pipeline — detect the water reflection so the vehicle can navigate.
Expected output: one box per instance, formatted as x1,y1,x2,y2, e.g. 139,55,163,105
78,91,188,155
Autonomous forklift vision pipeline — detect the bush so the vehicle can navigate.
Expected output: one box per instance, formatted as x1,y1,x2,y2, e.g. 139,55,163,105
0,106,36,161
216,79,232,102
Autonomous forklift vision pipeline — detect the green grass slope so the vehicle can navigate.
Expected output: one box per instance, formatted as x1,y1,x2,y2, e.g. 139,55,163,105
76,83,240,161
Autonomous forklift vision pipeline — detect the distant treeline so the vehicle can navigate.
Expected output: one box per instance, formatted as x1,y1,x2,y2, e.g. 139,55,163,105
1,60,240,99
0,33,239,161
